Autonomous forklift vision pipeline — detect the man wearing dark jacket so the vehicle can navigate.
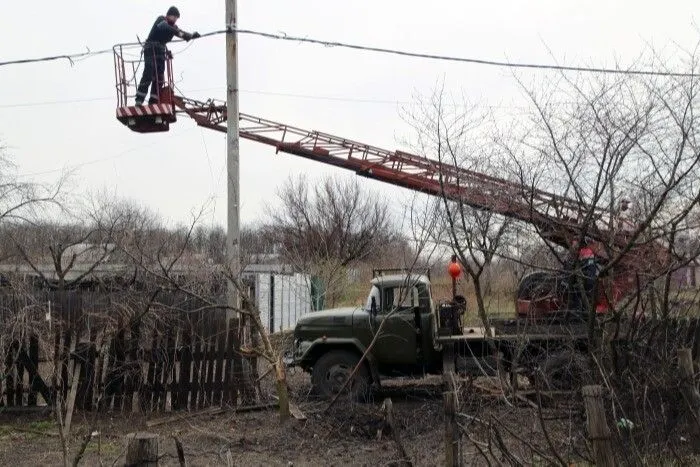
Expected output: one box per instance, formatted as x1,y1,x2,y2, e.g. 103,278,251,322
566,236,600,316
135,6,200,105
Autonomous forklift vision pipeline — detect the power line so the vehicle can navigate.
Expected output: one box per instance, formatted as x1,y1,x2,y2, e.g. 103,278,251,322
0,96,112,108
231,27,696,78
16,126,199,179
0,47,113,67
0,89,409,109
0,29,227,67
1,26,694,78
0,86,539,111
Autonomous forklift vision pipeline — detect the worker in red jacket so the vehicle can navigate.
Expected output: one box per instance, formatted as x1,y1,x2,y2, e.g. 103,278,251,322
135,7,200,105
566,236,599,316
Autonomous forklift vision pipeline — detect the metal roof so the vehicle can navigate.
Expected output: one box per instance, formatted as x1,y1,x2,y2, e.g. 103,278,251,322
370,273,430,288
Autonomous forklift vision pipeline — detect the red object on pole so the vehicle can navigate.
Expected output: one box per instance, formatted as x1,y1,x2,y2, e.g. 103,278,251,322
448,256,461,279
448,255,461,299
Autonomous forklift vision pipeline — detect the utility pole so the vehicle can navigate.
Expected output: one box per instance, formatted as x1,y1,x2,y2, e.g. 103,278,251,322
225,0,240,318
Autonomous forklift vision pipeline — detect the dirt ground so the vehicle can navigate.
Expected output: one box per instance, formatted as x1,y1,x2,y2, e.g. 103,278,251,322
0,368,613,466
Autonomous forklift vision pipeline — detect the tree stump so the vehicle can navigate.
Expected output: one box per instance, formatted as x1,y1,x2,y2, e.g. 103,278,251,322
125,432,159,467
381,398,412,466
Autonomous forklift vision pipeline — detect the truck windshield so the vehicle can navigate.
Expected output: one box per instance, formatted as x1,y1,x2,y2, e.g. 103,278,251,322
365,285,380,311
383,286,419,313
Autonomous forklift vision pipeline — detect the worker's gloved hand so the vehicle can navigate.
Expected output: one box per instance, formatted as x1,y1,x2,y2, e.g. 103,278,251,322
192,32,201,39
183,32,193,41
166,50,173,59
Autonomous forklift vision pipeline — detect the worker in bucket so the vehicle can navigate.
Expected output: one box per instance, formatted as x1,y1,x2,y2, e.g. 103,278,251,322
135,6,200,106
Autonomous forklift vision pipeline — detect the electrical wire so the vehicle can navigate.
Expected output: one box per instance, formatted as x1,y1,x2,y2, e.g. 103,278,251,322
231,27,696,78
0,88,538,112
0,47,113,67
0,29,227,67
0,26,695,78
0,96,113,108
16,126,199,178
0,88,410,109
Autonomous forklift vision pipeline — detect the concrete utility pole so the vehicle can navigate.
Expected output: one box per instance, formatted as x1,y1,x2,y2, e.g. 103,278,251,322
225,0,240,318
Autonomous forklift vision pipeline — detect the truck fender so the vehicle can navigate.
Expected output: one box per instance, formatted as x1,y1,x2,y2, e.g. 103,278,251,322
298,337,380,384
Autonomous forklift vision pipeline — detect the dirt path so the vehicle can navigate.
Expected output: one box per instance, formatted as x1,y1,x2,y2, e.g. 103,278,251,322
0,371,588,466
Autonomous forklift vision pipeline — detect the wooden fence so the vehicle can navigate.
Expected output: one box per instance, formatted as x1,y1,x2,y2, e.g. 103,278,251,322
0,287,253,413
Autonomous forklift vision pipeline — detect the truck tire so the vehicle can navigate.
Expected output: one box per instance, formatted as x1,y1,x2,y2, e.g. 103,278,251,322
311,350,371,401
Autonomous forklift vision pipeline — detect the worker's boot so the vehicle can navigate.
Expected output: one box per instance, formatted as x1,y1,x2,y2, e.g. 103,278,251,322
134,91,146,106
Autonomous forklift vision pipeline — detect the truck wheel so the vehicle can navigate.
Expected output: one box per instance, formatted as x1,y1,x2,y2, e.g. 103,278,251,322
311,350,371,401
533,350,589,391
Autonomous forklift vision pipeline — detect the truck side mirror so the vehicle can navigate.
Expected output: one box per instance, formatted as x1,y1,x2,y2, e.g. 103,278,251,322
370,296,377,316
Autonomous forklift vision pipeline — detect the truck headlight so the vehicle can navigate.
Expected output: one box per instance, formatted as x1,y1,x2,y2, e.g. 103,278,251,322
295,340,312,357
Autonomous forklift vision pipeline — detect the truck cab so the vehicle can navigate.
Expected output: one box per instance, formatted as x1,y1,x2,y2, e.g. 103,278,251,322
286,271,448,399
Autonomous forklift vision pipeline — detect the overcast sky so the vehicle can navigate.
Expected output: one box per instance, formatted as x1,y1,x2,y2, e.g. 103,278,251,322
1,1,698,229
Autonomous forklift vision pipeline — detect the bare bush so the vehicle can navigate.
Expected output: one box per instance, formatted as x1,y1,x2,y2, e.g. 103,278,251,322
266,174,396,308
503,46,700,463
401,84,519,332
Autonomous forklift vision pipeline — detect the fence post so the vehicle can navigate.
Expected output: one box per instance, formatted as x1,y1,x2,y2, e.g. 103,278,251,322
443,343,460,467
678,348,700,430
125,432,159,467
444,390,459,467
581,385,615,467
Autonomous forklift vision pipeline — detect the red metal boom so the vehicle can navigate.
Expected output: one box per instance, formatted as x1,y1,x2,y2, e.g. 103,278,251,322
165,93,679,316
172,96,637,247
171,95,669,308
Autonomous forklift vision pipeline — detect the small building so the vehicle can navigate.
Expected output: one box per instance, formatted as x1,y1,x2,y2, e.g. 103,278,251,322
0,244,313,335
243,264,312,334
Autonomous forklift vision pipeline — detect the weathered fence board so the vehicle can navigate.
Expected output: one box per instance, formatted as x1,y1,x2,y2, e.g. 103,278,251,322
0,287,250,413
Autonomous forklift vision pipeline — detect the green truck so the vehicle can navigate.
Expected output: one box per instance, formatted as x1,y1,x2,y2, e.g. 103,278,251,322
285,270,590,400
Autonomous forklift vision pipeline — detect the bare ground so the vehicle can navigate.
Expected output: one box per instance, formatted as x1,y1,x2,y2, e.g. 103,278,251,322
0,368,609,466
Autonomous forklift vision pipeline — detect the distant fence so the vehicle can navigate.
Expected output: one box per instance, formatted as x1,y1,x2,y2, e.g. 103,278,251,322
0,287,252,413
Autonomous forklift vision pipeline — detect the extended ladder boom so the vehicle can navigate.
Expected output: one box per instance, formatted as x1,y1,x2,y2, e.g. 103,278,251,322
168,94,676,307
173,95,670,284
173,96,617,247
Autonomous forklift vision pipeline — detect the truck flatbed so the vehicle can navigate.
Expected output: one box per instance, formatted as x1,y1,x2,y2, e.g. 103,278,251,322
436,319,590,344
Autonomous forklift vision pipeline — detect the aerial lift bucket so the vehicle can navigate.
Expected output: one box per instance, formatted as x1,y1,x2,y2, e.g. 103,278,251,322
113,43,177,133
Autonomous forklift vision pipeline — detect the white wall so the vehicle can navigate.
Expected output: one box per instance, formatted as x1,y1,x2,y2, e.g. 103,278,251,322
254,272,312,334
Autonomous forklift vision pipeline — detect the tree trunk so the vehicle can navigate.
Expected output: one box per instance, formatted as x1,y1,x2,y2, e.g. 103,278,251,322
275,355,290,421
472,276,493,339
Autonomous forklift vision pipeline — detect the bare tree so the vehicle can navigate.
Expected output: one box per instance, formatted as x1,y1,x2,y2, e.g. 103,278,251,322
504,49,700,322
106,204,294,417
400,85,517,334
494,45,700,463
0,145,64,263
7,194,156,291
0,147,62,223
266,173,396,308
388,46,700,463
